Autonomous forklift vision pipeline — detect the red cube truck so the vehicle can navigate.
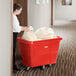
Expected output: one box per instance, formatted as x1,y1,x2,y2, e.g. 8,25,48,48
17,36,62,70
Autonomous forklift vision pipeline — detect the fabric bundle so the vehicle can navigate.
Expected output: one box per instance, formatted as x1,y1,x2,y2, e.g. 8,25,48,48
22,26,38,41
22,26,57,41
35,27,56,40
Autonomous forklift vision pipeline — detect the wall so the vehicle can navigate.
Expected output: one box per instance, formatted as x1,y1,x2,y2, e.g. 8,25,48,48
28,0,51,30
0,0,12,76
55,0,76,20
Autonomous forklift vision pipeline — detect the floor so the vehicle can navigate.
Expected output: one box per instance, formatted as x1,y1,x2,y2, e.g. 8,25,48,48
13,20,76,76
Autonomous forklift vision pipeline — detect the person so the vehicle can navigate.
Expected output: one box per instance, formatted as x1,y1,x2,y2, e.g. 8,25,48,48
13,3,28,71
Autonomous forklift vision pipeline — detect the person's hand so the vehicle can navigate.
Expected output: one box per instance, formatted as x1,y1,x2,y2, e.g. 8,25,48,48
24,26,29,32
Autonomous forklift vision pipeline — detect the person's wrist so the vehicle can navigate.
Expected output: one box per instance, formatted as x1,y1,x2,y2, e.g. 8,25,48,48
24,27,28,31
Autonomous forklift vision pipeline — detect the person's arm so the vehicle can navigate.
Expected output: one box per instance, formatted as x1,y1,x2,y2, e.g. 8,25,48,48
21,26,28,31
13,15,28,32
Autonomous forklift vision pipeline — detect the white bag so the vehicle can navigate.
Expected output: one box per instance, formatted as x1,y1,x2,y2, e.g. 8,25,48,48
22,31,38,41
22,26,57,41
22,26,38,41
35,27,55,39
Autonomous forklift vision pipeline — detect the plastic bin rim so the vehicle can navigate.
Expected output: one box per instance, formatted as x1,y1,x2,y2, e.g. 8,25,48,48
17,36,63,43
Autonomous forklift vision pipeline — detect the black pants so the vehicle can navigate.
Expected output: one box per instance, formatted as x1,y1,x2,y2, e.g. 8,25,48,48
13,32,18,68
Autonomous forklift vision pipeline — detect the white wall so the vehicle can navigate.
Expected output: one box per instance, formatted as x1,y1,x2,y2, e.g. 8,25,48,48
55,0,76,20
28,0,51,30
0,0,12,76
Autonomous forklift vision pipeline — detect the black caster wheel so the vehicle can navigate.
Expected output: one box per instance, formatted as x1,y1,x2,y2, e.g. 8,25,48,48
25,67,30,71
41,65,45,70
48,64,52,67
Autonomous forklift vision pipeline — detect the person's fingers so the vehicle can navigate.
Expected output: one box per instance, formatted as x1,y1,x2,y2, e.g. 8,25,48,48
24,27,29,31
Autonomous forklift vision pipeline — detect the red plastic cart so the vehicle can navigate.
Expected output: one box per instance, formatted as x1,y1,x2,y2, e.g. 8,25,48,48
17,36,62,70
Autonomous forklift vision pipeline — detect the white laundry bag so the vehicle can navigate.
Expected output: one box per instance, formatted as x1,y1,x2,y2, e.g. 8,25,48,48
22,26,57,41
22,26,38,41
35,27,57,39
